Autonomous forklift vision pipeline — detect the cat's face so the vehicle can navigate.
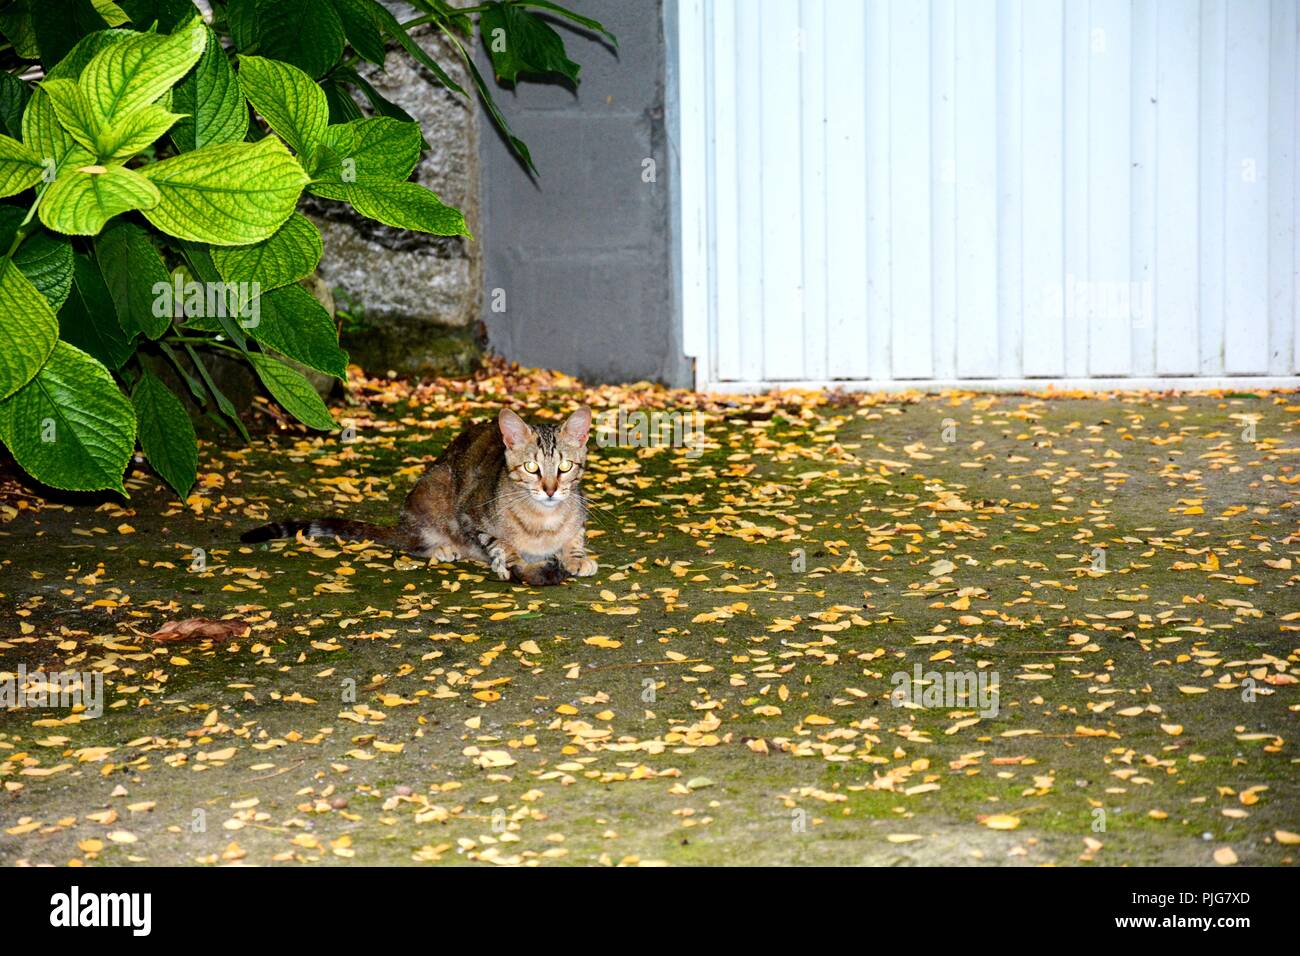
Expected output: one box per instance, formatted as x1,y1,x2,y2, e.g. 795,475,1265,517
499,407,591,507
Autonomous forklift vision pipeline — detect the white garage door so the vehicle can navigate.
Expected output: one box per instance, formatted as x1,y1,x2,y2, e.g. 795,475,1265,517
674,0,1300,390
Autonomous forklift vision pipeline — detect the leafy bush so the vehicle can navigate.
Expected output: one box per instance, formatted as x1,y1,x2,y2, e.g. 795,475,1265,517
0,0,611,498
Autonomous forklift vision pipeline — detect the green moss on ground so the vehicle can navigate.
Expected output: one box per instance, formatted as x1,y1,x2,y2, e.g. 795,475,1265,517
0,373,1296,866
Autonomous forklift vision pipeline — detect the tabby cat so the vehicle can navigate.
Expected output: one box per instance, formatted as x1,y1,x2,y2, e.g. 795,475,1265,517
241,407,597,586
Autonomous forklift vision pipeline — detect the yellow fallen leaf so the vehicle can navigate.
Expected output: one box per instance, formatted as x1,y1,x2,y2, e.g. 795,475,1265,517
983,814,1020,831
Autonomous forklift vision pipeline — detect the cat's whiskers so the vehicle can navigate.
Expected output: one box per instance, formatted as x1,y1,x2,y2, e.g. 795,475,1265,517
575,491,618,531
482,484,534,507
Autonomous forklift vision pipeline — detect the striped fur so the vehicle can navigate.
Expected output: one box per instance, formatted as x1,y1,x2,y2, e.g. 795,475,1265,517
240,407,597,586
239,519,414,548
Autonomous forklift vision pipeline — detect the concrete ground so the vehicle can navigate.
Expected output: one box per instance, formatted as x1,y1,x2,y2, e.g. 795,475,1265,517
1,366,1296,866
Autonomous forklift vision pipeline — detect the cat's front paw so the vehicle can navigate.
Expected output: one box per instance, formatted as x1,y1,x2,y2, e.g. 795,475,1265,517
570,557,598,577
491,558,512,581
430,545,461,563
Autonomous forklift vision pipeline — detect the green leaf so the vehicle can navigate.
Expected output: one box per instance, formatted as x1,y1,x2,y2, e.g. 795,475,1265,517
321,77,365,125
236,55,329,156
95,102,185,161
0,74,33,141
169,241,262,339
37,78,99,154
0,133,46,198
157,338,206,406
80,15,204,122
93,1,131,28
31,0,110,69
171,24,247,152
177,237,221,283
180,339,248,440
0,205,74,312
58,253,136,369
330,0,387,65
368,1,464,95
38,163,161,236
45,29,135,81
14,239,74,312
308,116,422,187
0,340,136,493
331,67,426,144
247,283,347,379
480,1,580,86
212,212,322,293
313,179,469,237
440,22,534,174
229,0,345,80
0,256,59,400
247,351,336,430
118,0,200,33
21,90,96,181
140,136,309,245
0,2,40,60
94,220,173,339
517,1,617,48
131,368,196,498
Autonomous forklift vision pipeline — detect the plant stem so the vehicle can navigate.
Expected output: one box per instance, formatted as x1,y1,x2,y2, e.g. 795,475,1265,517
339,6,484,71
166,334,244,357
4,191,42,259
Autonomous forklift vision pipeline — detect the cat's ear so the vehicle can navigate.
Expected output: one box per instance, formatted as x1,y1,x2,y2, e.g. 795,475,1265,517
561,405,592,446
498,408,533,449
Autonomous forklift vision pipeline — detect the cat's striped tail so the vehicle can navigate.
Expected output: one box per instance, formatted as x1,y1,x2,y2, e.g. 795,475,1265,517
240,518,412,549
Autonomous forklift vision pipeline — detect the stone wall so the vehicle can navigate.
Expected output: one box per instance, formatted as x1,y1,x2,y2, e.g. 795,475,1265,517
306,5,483,379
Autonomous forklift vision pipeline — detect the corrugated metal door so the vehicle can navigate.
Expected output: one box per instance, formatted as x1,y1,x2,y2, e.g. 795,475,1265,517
675,0,1300,389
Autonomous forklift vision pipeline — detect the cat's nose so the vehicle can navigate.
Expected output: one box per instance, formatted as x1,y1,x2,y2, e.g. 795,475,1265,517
542,479,558,496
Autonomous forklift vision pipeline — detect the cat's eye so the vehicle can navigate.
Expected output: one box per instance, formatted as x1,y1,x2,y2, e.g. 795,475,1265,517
558,460,573,473
523,461,540,473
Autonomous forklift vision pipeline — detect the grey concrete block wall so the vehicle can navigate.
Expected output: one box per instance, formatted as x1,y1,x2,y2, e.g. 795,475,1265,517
477,0,690,387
